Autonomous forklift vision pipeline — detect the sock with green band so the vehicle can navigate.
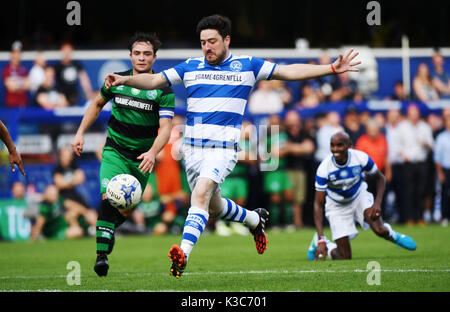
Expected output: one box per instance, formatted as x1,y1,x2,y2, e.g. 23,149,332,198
96,220,115,254
96,199,117,255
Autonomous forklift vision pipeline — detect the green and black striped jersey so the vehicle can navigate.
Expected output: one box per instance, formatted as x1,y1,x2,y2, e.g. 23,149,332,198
100,69,175,160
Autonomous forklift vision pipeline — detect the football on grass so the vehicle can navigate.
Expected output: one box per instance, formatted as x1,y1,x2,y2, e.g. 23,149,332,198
106,174,142,209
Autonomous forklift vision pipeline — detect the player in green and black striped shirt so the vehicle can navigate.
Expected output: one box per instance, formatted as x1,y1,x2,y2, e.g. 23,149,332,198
72,32,175,277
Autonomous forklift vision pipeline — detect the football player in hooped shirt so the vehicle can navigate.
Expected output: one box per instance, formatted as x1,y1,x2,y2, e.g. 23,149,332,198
308,131,417,261
105,14,361,278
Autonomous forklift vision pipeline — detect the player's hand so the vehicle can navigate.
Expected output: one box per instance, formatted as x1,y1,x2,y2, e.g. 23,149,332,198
104,73,127,89
9,149,25,176
72,134,84,157
315,243,328,261
332,49,361,74
368,204,382,221
137,150,156,174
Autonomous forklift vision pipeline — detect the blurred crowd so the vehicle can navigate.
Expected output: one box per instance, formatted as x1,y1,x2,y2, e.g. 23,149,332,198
2,41,96,109
2,41,450,110
1,41,450,242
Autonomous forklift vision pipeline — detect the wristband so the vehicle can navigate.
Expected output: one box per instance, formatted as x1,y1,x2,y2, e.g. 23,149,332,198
318,235,327,244
331,63,337,74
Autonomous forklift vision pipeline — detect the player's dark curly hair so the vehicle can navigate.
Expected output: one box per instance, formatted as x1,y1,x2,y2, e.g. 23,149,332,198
196,15,231,39
128,32,162,54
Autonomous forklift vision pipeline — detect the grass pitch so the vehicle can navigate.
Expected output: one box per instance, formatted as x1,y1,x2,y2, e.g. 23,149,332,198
0,224,449,292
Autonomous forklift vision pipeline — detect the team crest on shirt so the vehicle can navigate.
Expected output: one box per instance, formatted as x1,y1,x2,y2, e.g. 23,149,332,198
340,170,349,178
102,178,110,189
230,60,243,72
352,167,361,176
131,88,141,95
146,90,157,100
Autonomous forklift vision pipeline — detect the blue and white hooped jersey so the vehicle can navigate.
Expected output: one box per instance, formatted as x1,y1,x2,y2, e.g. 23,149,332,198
315,149,378,204
162,54,276,148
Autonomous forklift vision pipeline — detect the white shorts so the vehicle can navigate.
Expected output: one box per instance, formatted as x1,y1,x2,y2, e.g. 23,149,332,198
181,144,238,192
324,183,374,241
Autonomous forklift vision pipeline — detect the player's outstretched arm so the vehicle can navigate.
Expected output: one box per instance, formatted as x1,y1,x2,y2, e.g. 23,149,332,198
72,93,108,156
0,120,25,175
271,49,361,81
105,72,169,90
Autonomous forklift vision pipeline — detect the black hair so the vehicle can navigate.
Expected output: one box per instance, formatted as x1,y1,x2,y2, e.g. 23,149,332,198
128,32,161,54
196,15,231,39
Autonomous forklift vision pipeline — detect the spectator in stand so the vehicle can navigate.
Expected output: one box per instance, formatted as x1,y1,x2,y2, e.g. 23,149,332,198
412,63,439,102
2,41,30,108
385,81,410,101
314,111,343,163
297,60,324,106
35,66,70,110
31,184,84,240
356,118,389,173
271,79,293,108
295,84,321,108
434,115,450,227
53,41,95,106
283,110,316,228
29,51,47,96
53,146,97,234
343,106,365,145
11,181,26,200
317,51,334,101
423,113,444,223
355,118,390,217
329,71,359,102
248,80,286,115
396,104,434,226
430,50,450,99
385,108,406,223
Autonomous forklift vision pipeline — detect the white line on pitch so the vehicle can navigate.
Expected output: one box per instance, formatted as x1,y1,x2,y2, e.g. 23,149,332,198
1,268,449,280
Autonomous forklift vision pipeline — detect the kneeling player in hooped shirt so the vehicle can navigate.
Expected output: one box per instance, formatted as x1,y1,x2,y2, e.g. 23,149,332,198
308,131,417,260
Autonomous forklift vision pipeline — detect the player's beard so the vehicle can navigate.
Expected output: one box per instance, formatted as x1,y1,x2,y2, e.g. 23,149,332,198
206,49,227,66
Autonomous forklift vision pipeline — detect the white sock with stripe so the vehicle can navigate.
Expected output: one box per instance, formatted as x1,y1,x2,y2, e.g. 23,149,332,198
180,207,209,259
218,198,259,229
383,222,397,241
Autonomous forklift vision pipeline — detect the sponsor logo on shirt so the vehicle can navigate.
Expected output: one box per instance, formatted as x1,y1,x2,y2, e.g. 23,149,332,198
114,95,154,111
194,73,243,82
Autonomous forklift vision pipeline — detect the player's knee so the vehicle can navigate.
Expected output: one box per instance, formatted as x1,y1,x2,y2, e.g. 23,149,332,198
336,249,352,260
192,180,215,207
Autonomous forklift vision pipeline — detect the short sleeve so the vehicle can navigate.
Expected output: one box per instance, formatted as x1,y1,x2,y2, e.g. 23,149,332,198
100,82,114,101
251,57,277,81
158,87,175,119
74,60,84,71
361,152,378,175
315,161,328,191
163,60,190,87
